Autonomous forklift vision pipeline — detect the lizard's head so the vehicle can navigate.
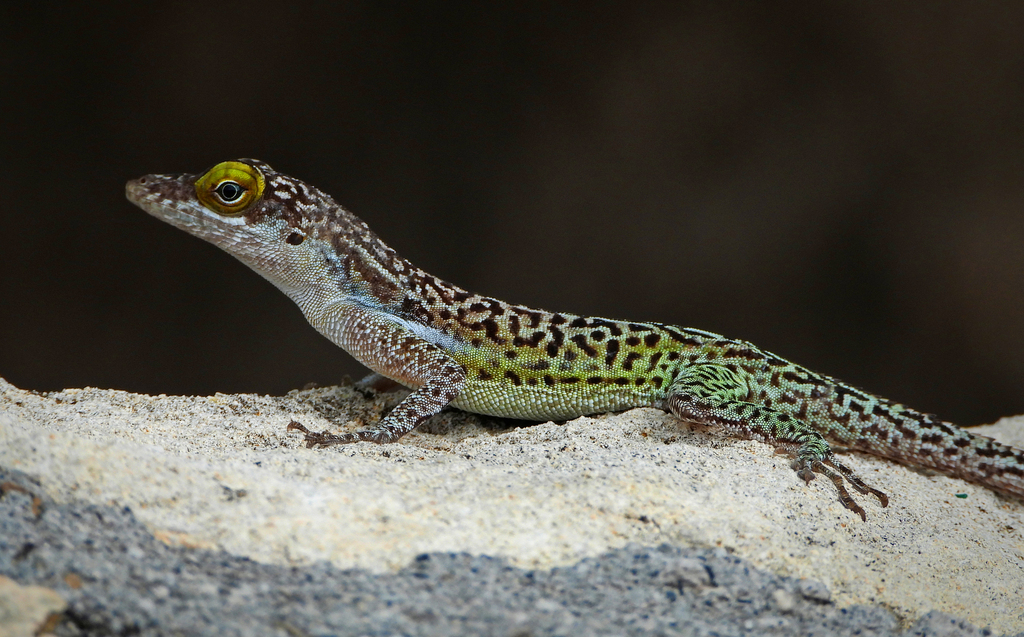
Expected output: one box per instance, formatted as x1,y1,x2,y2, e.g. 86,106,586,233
126,159,336,296
126,159,406,304
126,158,325,244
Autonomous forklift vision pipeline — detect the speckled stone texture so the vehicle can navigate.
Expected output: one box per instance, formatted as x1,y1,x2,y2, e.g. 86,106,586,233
1,377,1022,635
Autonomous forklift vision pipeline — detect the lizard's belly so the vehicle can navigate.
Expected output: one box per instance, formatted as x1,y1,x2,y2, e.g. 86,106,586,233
451,378,653,421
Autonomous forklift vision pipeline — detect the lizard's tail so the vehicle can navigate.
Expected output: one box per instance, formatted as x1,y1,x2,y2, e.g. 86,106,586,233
854,413,1024,499
945,429,1024,499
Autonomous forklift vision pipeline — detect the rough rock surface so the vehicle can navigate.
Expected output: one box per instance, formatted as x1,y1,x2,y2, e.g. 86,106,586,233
1,377,1022,635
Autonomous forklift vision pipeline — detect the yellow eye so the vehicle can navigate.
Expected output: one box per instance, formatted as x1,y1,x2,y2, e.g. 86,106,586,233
195,161,265,215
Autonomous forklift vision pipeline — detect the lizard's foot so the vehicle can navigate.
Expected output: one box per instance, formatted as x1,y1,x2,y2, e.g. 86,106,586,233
286,420,400,447
793,454,889,521
287,421,359,447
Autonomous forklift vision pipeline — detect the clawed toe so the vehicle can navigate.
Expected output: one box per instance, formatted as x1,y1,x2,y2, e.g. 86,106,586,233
286,420,347,448
792,453,888,520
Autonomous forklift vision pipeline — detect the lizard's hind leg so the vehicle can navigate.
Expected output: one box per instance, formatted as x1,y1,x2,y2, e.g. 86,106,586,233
665,364,888,520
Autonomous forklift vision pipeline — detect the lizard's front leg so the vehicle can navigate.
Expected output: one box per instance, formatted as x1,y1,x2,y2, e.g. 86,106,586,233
288,304,467,447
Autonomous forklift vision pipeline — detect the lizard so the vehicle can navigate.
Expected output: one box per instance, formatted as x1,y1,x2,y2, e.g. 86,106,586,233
125,158,1024,521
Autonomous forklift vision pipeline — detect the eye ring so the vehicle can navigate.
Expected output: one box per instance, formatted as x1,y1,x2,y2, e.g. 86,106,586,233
195,161,266,215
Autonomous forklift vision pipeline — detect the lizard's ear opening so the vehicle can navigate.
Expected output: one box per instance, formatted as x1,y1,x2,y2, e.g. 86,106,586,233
195,161,266,216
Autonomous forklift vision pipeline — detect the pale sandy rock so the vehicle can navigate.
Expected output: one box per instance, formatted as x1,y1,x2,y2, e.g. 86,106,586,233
0,575,66,637
0,377,1021,634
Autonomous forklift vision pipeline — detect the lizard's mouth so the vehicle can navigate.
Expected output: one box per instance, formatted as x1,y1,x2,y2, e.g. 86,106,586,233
126,173,195,220
126,173,249,232
126,171,275,276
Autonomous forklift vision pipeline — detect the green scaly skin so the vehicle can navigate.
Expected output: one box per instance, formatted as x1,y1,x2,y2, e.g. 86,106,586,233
126,159,1024,521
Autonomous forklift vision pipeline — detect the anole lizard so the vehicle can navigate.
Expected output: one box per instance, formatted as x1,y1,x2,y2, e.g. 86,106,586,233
126,159,1024,520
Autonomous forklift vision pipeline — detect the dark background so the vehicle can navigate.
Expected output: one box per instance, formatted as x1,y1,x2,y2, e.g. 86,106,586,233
3,2,1024,426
